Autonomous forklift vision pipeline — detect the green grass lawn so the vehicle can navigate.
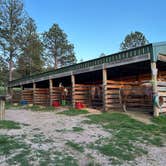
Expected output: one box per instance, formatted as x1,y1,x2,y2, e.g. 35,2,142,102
85,112,166,164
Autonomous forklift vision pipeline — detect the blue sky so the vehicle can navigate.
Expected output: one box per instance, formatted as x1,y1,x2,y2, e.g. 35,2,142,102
24,0,166,61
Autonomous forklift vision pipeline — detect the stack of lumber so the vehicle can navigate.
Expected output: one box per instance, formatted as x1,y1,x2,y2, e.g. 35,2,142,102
34,88,49,106
22,89,33,104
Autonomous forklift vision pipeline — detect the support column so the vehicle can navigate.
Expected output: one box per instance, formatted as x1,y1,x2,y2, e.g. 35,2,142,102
151,62,159,117
71,74,75,108
102,68,107,111
33,82,36,105
20,85,23,101
49,79,53,106
7,87,13,103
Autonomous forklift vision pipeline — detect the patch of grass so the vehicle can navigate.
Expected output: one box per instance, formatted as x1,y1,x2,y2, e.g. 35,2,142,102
0,135,28,156
7,149,31,166
72,127,84,132
5,102,22,109
58,108,88,116
0,120,21,129
66,141,84,152
31,133,52,144
0,134,78,165
36,150,78,166
85,112,166,163
152,115,166,126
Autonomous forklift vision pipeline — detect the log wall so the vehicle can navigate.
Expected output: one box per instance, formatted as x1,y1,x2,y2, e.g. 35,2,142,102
106,79,152,110
73,84,102,109
34,88,49,106
50,87,62,103
22,89,33,104
74,84,90,107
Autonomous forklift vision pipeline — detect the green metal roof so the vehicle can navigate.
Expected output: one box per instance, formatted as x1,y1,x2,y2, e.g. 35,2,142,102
8,42,166,87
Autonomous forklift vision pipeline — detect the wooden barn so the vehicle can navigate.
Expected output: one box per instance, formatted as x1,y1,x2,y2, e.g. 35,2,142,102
8,42,166,116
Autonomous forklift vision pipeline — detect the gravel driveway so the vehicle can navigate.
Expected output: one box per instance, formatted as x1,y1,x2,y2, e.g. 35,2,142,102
0,109,166,166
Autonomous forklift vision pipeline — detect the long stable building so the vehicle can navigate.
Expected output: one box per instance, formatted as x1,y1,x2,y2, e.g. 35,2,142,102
8,42,166,116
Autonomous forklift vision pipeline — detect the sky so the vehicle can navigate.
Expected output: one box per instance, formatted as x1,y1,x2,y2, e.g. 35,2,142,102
24,0,166,61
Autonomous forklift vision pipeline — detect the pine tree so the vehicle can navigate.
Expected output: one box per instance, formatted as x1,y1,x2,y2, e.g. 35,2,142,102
43,24,76,69
17,17,44,77
120,31,149,50
0,0,25,81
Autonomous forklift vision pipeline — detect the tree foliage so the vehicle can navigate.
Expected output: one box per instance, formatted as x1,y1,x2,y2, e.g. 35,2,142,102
16,17,44,77
0,57,8,86
43,24,76,69
0,0,25,81
120,31,149,50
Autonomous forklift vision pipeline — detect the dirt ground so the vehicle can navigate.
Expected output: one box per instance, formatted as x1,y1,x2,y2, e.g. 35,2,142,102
1,109,166,166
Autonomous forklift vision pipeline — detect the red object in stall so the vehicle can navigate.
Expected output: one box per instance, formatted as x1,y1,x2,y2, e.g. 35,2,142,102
75,102,84,109
52,101,60,107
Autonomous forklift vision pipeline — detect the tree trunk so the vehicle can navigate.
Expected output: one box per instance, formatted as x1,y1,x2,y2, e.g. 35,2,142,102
9,54,13,81
54,56,58,69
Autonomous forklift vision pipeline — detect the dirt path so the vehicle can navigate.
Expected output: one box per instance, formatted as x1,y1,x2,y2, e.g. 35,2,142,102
1,109,166,166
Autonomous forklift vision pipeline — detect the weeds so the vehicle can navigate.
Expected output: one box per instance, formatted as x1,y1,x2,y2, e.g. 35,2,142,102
0,120,21,129
66,141,84,152
85,112,166,163
58,108,88,116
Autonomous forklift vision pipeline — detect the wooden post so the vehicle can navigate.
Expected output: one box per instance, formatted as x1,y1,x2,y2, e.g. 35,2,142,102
0,97,5,120
33,82,36,105
49,79,53,106
102,68,107,111
151,62,159,117
8,87,13,103
20,85,23,101
71,74,75,108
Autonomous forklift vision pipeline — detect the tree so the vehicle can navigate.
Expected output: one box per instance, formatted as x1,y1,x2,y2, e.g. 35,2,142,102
0,57,8,87
16,17,44,77
99,53,106,57
120,31,149,50
0,0,26,81
43,24,77,69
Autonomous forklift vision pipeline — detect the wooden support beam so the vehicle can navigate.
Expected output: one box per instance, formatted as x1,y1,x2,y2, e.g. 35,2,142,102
33,82,36,105
7,87,13,103
71,74,75,108
20,85,23,101
102,68,107,111
151,62,159,117
0,99,5,120
49,79,53,106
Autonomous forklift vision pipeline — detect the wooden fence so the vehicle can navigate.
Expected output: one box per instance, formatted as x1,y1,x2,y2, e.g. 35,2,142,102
106,80,152,110
22,89,33,104
34,88,49,106
73,84,102,108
